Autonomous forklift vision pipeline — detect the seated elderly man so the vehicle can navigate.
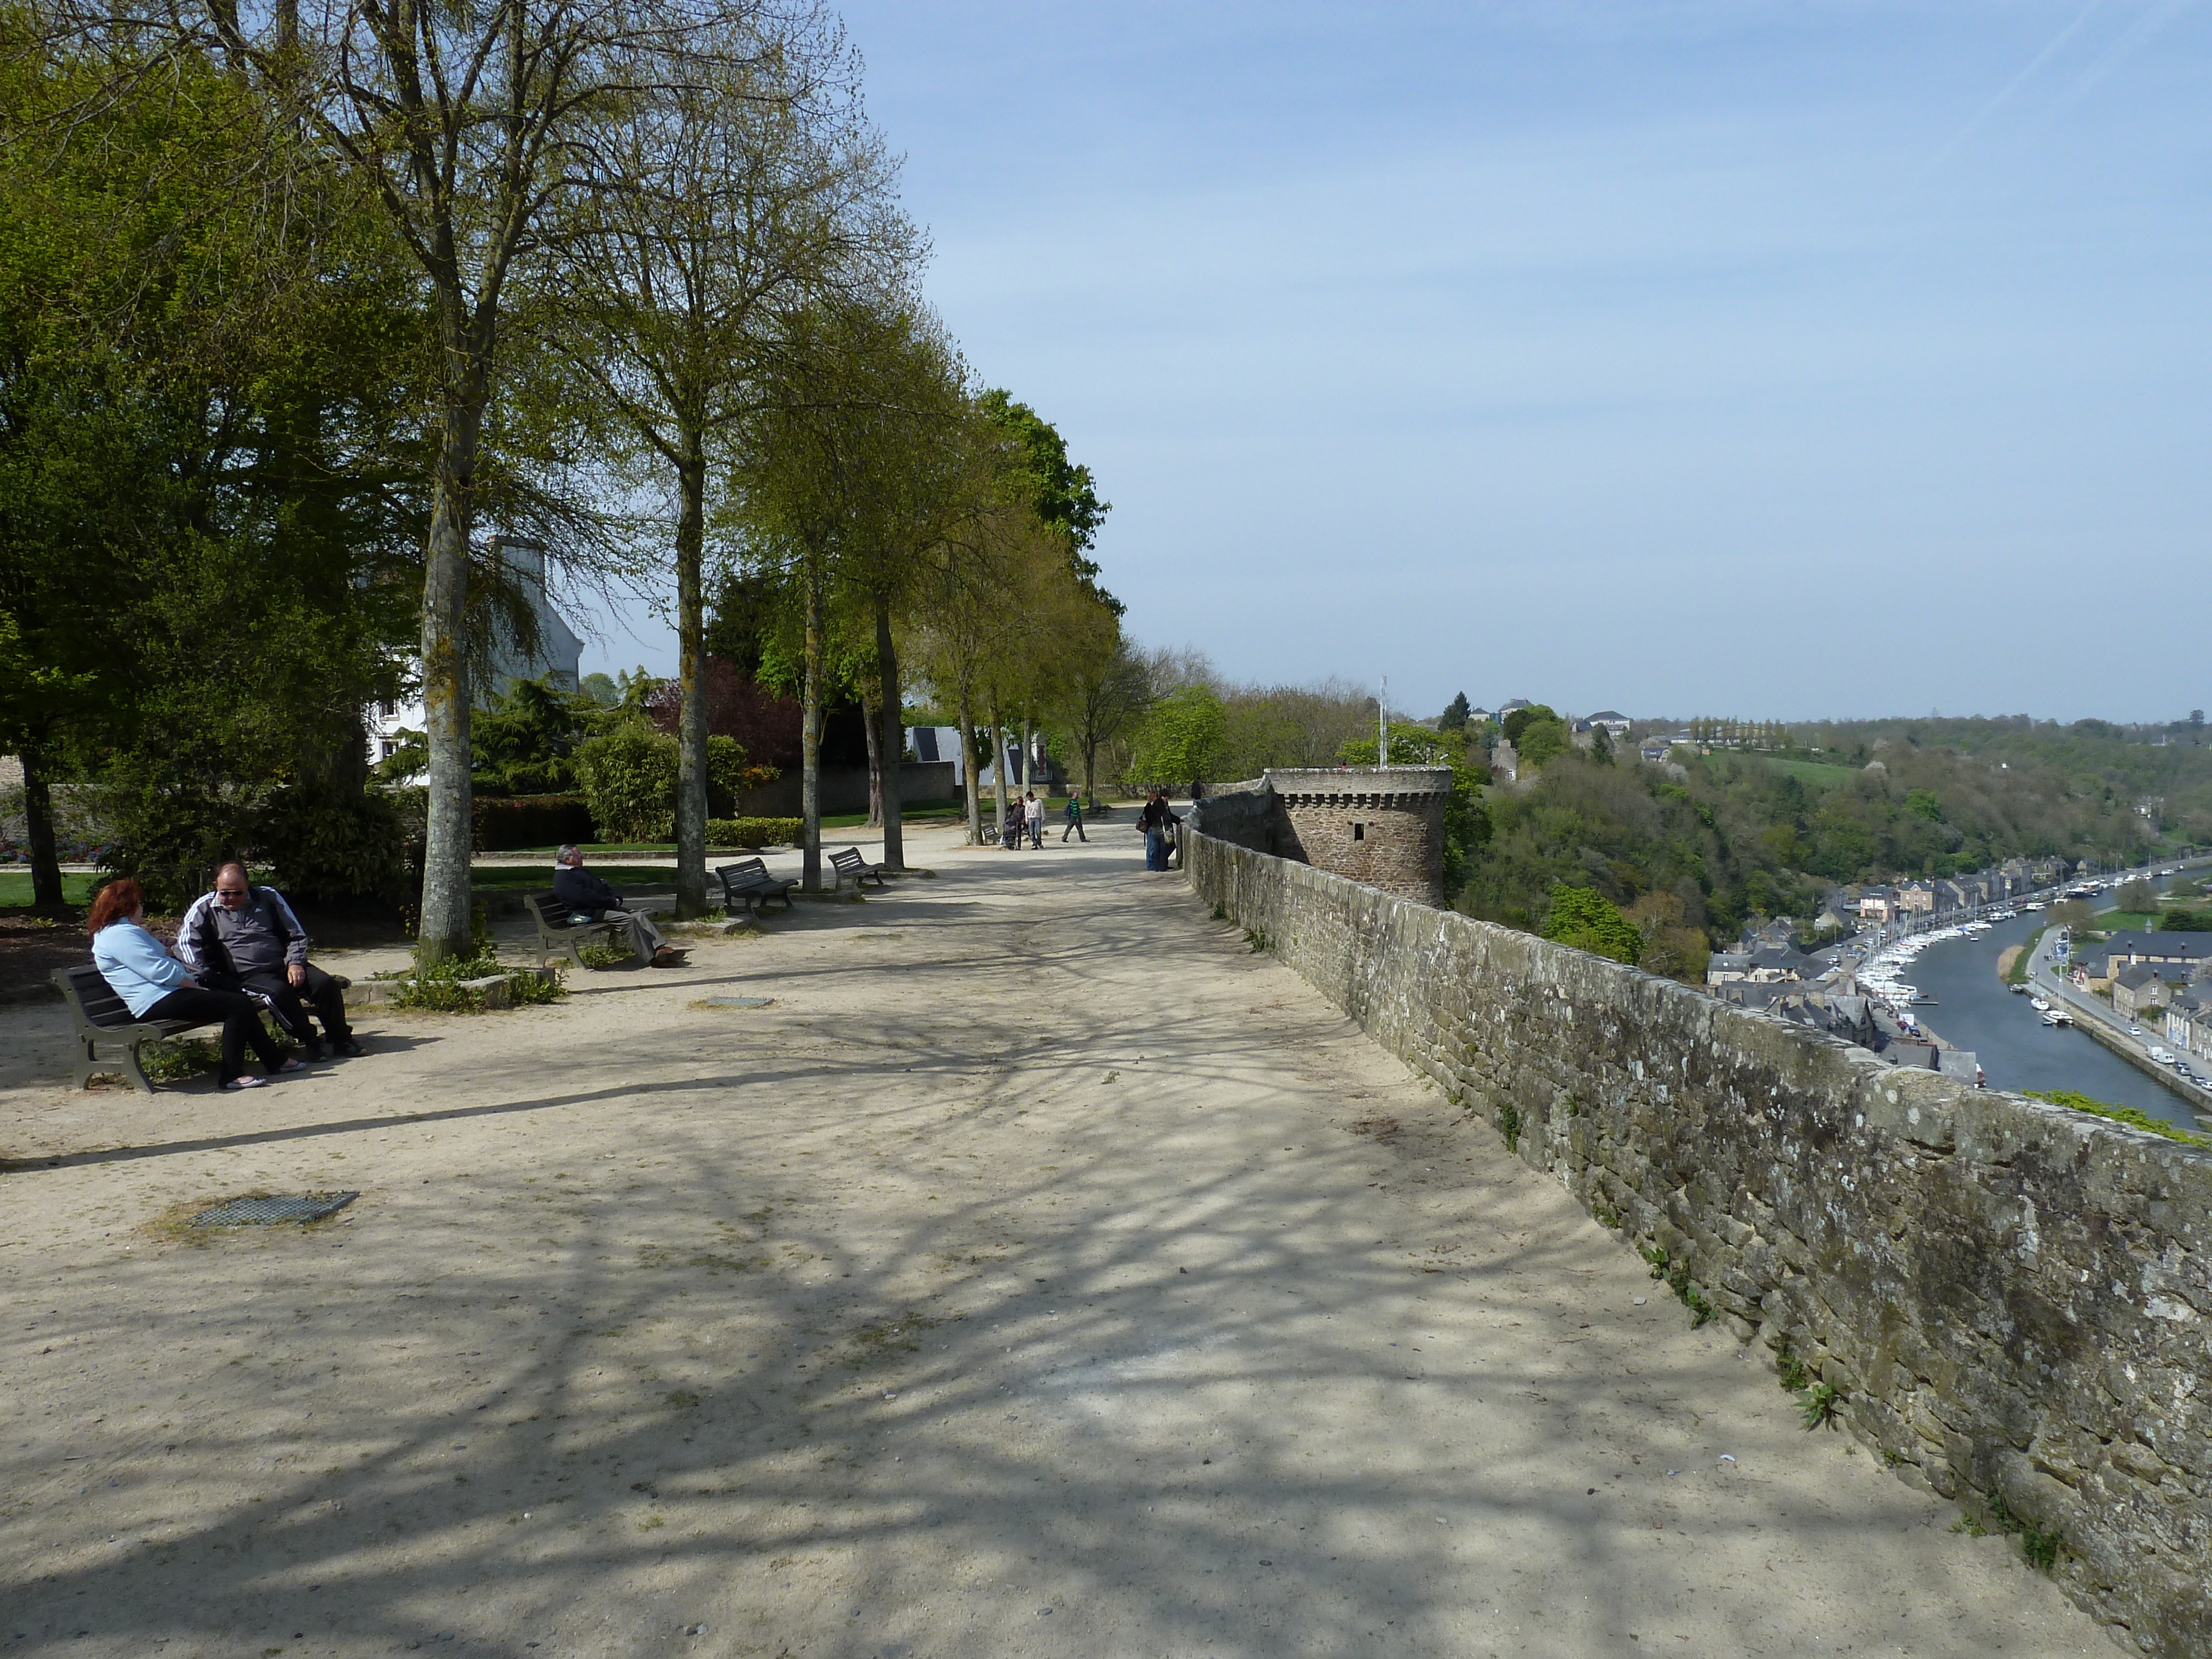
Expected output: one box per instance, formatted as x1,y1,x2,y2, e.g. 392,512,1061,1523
177,862,362,1060
552,844,686,967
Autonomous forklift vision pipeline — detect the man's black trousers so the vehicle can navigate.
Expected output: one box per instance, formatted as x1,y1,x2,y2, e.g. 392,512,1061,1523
229,964,352,1047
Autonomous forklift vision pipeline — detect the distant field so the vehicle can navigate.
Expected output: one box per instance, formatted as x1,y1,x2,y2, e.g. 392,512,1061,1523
1760,758,1860,787
2093,910,2157,932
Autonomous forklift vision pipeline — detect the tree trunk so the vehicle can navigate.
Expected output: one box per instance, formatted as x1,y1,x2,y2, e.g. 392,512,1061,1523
956,695,980,846
672,439,709,919
1082,737,1098,810
1021,718,1033,791
875,594,905,871
862,688,883,828
20,749,65,915
989,703,1010,836
416,391,483,966
800,561,823,891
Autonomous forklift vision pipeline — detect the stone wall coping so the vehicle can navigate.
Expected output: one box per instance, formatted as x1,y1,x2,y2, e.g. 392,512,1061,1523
1261,766,1454,797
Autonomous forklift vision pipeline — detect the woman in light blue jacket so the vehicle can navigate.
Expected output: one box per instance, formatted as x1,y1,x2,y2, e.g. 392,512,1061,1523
89,878,294,1091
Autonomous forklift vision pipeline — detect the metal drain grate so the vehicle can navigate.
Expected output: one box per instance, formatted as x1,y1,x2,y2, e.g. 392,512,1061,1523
189,1192,359,1228
701,997,773,1008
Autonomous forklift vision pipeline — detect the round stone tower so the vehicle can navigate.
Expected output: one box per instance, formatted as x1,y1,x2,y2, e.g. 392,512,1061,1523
1261,767,1453,905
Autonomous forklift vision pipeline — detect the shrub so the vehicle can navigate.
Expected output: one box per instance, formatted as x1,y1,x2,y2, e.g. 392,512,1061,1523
706,816,802,848
1542,884,1641,966
473,795,597,852
574,719,679,841
257,785,410,906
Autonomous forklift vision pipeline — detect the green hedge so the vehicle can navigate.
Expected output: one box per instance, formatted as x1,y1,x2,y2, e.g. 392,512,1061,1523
474,795,597,852
707,816,801,848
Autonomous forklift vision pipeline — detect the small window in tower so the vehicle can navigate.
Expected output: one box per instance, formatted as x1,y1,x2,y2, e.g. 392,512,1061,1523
1352,822,1365,841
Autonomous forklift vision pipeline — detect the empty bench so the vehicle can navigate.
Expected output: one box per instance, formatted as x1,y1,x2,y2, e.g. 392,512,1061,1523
829,846,887,891
716,858,796,918
54,963,219,1094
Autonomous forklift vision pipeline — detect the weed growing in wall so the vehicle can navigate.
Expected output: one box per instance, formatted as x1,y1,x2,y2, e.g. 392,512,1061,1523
1210,900,1228,921
1774,1339,1810,1393
1799,1381,1840,1430
1243,926,1272,953
1642,1244,1716,1327
1496,1103,1521,1151
1984,1490,2065,1572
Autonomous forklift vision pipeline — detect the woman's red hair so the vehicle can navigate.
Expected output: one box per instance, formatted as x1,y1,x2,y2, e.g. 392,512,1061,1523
87,878,145,934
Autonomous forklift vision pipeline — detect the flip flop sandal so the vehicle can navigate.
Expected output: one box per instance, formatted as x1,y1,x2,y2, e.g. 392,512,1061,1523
222,1076,267,1091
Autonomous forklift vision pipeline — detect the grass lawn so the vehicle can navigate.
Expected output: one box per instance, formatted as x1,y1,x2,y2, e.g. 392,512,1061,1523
2093,910,2157,932
0,870,95,906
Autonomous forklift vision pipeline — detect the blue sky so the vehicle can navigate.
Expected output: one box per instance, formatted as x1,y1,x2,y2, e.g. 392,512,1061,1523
584,2,2211,723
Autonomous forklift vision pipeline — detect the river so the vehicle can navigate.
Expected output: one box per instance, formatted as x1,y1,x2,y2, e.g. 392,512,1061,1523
1903,910,2203,1132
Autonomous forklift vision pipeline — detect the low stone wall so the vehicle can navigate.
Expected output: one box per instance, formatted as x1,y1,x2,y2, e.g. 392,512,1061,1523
1187,830,2210,1657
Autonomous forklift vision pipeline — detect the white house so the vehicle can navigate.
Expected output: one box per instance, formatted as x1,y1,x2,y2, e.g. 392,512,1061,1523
370,539,585,774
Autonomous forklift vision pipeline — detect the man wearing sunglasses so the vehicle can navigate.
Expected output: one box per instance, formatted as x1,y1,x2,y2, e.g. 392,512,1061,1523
177,863,362,1060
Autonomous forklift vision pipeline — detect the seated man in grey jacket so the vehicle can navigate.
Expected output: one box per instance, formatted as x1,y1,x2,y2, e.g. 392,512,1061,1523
176,863,361,1059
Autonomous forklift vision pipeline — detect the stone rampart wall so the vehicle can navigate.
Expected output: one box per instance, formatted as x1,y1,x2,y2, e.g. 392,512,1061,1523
1187,829,2210,1657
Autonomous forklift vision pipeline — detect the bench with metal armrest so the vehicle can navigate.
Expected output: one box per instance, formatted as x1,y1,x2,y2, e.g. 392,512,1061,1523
55,964,219,1094
828,846,888,890
715,858,796,917
523,891,630,969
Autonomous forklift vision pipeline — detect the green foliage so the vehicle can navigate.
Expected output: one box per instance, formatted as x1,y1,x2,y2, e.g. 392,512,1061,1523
978,388,1115,612
1903,788,1943,821
256,785,411,909
2025,1091,2208,1146
1498,1103,1522,1152
474,796,596,852
1541,884,1642,965
1439,692,1472,732
473,676,592,794
2116,879,2159,912
1514,716,1570,770
574,720,681,842
1126,686,1229,787
706,816,804,848
2159,907,2212,931
1799,1381,1840,1430
1774,1339,1811,1394
1243,925,1272,953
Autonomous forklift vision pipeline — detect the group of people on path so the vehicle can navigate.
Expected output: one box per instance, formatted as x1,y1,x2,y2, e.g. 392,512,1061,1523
997,789,1088,849
88,865,360,1090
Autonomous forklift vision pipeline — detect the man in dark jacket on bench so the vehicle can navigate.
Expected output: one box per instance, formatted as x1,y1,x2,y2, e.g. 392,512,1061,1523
552,846,686,967
177,863,362,1059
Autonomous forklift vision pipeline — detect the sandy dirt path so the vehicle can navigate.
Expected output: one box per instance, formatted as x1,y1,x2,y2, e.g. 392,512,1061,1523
0,832,2116,1658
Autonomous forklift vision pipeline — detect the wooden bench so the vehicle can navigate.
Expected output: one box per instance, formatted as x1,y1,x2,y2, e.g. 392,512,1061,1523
53,963,220,1094
716,858,796,917
524,891,630,969
828,846,888,891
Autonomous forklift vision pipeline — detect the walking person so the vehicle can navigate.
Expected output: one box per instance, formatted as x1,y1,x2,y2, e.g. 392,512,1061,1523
1062,794,1087,843
1025,790,1045,848
1139,790,1179,873
88,878,297,1091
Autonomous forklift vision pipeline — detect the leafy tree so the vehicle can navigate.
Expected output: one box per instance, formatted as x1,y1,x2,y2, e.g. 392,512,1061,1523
1542,884,1641,966
1050,630,1154,807
978,388,1114,613
2116,879,2158,913
553,15,909,912
1904,789,1943,821
2047,899,2096,932
1515,716,1570,770
1126,686,1229,789
1439,692,1472,732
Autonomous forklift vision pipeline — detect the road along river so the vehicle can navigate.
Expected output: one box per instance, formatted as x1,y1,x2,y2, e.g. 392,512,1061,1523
1902,910,2203,1133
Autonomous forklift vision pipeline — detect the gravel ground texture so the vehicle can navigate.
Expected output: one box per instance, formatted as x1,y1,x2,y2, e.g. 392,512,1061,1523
0,828,2120,1658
